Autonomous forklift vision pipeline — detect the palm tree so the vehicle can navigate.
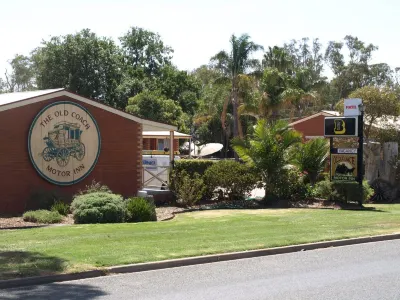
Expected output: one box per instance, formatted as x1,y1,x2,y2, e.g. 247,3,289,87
290,138,329,185
211,34,263,144
232,119,302,198
262,46,294,74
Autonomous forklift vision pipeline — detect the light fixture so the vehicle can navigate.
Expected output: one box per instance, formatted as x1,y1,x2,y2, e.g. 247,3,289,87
358,103,365,114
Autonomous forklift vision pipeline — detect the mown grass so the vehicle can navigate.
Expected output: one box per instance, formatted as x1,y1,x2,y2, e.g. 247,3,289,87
1,204,400,280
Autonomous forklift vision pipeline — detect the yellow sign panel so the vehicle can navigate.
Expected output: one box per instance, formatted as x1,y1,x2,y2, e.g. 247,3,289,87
330,154,358,182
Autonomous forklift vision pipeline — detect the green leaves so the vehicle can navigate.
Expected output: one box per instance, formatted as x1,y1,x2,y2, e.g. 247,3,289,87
232,119,301,189
290,138,329,185
126,90,188,131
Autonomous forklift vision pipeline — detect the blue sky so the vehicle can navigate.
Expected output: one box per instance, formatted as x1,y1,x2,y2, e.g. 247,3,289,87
0,0,399,79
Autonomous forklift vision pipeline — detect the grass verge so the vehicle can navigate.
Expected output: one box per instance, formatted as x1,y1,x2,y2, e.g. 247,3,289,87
1,204,400,280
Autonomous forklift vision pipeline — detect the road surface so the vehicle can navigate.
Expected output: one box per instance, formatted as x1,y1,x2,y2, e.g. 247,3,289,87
2,240,400,300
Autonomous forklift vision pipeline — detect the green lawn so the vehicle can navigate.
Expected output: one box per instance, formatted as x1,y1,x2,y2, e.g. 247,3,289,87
1,204,400,280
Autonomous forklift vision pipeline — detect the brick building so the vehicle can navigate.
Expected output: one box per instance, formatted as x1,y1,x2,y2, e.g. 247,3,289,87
0,89,176,213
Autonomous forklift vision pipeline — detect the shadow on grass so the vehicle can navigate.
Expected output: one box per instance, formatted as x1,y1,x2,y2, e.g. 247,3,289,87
1,282,108,300
0,251,66,280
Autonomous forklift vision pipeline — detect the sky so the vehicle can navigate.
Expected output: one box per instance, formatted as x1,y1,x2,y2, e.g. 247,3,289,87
0,0,399,79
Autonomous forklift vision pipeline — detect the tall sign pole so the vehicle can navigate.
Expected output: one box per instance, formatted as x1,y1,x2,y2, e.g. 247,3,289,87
324,98,364,206
357,104,365,206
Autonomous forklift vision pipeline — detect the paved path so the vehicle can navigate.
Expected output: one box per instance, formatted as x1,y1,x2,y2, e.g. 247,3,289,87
2,240,400,300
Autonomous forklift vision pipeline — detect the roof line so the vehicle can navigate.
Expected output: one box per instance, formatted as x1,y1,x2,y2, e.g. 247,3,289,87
0,89,177,131
289,111,339,126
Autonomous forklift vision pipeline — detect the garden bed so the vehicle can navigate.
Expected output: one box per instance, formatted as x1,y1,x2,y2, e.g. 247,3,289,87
0,207,187,229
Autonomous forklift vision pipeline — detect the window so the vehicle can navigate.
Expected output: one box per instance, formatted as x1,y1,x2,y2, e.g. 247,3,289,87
157,139,164,150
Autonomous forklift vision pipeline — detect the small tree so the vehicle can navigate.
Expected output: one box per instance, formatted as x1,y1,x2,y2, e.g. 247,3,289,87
290,138,329,185
336,86,400,141
232,119,302,199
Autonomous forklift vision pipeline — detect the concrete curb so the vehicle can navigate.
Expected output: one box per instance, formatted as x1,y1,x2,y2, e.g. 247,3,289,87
2,232,400,289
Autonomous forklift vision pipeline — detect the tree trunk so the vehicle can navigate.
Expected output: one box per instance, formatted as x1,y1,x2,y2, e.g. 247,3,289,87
232,86,240,161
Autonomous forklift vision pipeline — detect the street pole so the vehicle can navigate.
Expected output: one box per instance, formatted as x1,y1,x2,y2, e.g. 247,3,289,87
358,107,364,206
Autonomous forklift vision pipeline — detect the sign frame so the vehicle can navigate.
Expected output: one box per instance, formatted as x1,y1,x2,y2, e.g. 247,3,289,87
324,116,358,137
330,153,358,182
28,101,101,186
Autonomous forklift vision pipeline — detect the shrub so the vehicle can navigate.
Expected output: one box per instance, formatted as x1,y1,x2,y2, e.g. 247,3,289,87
51,200,70,216
71,192,125,224
204,160,259,200
23,210,63,224
74,180,112,198
172,170,206,207
125,197,157,222
270,167,308,201
314,180,374,203
170,160,215,195
172,160,215,176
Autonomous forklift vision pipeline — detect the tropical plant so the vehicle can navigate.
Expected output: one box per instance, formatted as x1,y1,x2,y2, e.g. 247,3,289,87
210,34,263,143
290,138,329,185
232,119,302,199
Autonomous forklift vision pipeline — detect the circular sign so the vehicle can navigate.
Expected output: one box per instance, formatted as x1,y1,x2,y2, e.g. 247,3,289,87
28,101,101,185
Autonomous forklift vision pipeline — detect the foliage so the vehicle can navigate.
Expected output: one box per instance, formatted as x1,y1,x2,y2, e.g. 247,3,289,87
126,90,188,131
313,180,374,203
204,160,259,200
51,201,70,216
211,34,263,140
290,138,329,185
336,86,400,141
4,54,35,92
71,192,125,224
171,170,205,207
125,197,157,223
75,180,112,197
120,27,173,78
232,119,302,198
172,160,215,177
270,167,308,201
31,29,125,108
23,210,63,224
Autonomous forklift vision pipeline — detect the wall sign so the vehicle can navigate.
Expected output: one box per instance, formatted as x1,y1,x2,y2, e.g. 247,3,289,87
330,154,358,182
28,101,101,185
324,117,358,137
344,98,362,116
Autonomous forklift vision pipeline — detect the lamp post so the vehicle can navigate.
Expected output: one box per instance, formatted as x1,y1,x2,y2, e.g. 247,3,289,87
358,103,365,206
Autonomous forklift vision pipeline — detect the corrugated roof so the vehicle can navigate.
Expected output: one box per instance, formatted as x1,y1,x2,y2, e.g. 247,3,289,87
0,88,64,106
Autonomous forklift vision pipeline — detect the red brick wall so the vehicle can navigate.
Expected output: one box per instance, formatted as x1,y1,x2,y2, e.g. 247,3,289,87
0,95,142,214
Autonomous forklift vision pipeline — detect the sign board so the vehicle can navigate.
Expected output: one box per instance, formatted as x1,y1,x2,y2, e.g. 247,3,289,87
142,157,158,170
337,148,357,154
28,101,101,185
324,117,358,137
330,154,358,182
344,98,362,116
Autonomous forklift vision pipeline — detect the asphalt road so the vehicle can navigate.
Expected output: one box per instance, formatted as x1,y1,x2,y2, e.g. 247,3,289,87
2,240,400,300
